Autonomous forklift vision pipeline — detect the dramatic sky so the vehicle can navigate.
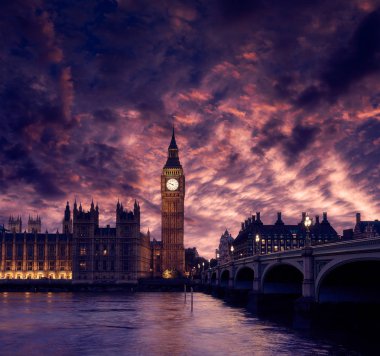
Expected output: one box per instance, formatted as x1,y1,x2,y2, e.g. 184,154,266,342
1,0,380,258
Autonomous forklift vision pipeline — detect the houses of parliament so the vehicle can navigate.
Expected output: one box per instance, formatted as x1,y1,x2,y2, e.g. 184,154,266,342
0,130,186,281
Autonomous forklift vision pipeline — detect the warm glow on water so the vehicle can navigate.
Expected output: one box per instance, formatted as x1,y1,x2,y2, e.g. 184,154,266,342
0,292,356,355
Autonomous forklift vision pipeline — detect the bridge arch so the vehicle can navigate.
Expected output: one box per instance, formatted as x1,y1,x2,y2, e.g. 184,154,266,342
316,256,380,303
261,262,303,295
220,269,230,287
234,266,254,290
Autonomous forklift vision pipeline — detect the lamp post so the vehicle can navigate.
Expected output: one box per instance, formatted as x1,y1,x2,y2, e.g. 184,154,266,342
202,261,205,272
304,214,312,247
255,234,260,255
230,245,234,260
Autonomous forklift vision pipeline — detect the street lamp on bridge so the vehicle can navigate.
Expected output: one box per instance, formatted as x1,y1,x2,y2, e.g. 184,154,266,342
255,234,261,255
304,214,312,247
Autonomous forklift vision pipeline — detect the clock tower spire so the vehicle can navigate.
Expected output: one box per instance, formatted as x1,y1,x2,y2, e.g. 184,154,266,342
161,126,185,277
164,126,182,168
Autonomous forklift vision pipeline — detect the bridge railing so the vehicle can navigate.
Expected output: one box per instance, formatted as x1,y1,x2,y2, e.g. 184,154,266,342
207,236,380,273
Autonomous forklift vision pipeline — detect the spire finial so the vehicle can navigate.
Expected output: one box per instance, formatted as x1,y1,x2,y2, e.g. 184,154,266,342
168,124,178,150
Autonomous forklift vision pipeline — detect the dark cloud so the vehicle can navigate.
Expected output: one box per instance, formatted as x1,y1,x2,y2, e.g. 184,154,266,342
218,0,263,23
93,109,119,123
323,8,380,95
298,7,380,105
335,118,380,199
282,124,321,163
0,0,379,256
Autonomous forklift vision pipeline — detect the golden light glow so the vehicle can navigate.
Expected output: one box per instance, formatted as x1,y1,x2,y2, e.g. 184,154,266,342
0,272,72,280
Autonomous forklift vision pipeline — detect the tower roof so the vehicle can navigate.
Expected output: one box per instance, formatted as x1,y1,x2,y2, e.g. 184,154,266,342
164,126,182,168
168,126,178,149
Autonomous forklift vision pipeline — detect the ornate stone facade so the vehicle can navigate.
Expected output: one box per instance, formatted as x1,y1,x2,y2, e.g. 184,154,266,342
160,128,185,277
0,200,151,282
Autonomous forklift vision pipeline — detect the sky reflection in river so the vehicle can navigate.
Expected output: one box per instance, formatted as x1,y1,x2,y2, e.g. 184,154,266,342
0,292,354,355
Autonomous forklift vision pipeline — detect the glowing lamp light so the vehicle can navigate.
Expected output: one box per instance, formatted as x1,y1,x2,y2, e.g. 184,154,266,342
230,246,234,252
304,215,312,228
255,234,260,243
103,249,107,256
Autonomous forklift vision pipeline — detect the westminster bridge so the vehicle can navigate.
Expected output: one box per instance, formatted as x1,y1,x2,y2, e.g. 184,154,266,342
202,236,380,307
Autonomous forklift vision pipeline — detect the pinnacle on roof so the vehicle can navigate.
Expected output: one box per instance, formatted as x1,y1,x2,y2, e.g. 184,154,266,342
169,125,178,150
164,125,182,168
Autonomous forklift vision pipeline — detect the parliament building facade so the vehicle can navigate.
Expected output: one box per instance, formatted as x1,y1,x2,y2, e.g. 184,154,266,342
0,130,186,281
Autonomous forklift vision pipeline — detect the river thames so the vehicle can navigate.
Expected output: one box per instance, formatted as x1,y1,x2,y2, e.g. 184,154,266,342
0,292,366,355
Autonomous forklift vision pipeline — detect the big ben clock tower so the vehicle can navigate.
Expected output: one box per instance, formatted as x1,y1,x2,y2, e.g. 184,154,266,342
161,127,185,276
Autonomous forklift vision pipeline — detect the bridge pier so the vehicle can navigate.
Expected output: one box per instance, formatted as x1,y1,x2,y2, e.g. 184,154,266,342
301,246,315,299
294,246,317,328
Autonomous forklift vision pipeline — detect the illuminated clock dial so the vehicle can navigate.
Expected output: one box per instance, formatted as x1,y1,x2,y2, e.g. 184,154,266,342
166,178,179,191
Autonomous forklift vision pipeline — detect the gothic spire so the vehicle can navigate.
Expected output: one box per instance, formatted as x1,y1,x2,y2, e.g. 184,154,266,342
164,126,182,168
169,125,178,150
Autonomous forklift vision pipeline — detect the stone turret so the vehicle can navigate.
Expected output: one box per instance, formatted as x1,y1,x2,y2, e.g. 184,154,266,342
8,216,22,233
63,201,72,234
28,215,41,233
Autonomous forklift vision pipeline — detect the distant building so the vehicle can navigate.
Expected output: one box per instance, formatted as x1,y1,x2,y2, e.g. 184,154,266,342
216,229,234,265
229,211,339,259
354,213,380,239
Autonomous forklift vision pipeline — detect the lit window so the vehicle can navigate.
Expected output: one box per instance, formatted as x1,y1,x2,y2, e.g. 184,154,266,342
6,261,11,271
80,247,86,256
60,261,65,271
79,262,86,271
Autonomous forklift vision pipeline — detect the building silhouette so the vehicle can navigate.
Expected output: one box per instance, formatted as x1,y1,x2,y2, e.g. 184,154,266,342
227,211,339,259
0,129,184,281
353,213,380,239
216,230,234,265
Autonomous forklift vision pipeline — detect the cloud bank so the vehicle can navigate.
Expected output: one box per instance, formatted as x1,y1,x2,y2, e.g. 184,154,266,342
0,0,379,257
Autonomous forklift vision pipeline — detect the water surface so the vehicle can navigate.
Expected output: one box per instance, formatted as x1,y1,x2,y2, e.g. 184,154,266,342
0,292,360,355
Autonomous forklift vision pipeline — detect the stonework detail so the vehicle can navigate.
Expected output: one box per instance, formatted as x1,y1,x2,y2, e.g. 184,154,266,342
160,128,185,276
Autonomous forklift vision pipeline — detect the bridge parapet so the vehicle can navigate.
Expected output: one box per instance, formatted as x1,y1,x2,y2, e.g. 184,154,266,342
203,237,380,303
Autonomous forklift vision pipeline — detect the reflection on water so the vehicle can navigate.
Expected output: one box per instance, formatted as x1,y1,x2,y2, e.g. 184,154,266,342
0,292,359,355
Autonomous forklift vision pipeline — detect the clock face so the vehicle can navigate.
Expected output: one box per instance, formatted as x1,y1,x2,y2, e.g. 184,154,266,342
166,178,179,191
